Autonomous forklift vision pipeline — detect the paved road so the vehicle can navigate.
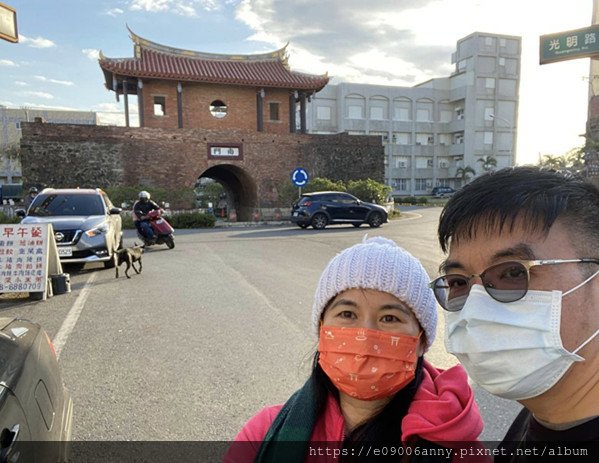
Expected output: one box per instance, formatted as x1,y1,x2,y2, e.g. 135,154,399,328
0,208,520,442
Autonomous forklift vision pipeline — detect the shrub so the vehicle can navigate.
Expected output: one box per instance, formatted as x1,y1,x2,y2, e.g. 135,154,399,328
0,212,20,224
346,178,391,204
121,214,135,229
169,212,215,228
416,197,428,204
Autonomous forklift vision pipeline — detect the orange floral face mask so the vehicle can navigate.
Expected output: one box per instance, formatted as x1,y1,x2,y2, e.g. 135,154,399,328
318,325,421,401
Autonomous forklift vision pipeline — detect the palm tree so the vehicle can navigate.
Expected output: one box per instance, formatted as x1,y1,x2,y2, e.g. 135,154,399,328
477,155,497,172
456,166,476,185
539,154,568,170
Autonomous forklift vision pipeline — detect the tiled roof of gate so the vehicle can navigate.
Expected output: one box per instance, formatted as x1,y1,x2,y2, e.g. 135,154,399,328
99,28,329,91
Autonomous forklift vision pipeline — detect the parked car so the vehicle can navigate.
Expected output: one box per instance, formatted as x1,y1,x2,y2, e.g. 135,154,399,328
431,186,456,198
16,188,123,270
0,318,73,462
291,191,388,230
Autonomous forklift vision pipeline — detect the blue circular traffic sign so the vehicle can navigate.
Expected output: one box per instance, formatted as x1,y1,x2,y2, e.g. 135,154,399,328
291,168,309,187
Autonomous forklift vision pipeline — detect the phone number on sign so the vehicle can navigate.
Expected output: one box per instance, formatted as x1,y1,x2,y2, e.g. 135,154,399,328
0,283,42,291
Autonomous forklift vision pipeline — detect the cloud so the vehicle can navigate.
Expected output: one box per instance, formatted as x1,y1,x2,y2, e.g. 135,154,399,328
15,81,28,87
93,101,140,126
235,0,447,85
34,75,75,86
106,8,124,16
0,59,17,67
19,34,56,48
128,0,219,17
82,48,101,60
24,91,54,100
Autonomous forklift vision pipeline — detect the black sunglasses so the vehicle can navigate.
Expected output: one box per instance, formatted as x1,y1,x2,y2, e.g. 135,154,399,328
429,258,599,312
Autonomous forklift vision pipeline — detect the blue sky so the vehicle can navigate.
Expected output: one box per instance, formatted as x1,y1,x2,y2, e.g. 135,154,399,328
0,0,594,164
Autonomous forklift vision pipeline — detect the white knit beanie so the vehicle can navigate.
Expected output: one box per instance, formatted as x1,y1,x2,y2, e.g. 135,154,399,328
312,236,437,351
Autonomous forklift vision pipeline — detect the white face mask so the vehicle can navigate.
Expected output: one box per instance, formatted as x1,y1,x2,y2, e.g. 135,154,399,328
445,269,599,401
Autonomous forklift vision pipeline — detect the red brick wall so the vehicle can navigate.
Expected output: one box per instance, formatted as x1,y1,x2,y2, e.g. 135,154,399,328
142,80,292,134
20,122,384,218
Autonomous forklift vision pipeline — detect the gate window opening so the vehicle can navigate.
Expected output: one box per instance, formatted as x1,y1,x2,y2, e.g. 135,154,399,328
210,100,228,119
153,96,166,116
269,102,280,121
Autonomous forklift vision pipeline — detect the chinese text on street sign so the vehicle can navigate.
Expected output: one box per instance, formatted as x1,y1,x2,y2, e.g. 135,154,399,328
0,224,48,292
540,25,599,65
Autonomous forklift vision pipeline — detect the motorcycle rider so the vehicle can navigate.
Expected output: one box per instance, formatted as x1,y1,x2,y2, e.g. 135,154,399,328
23,187,38,208
133,191,161,243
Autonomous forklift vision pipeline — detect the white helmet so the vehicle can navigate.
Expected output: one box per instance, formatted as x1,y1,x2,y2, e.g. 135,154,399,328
138,190,150,200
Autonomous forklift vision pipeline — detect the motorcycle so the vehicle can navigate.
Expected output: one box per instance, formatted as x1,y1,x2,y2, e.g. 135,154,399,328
136,209,175,249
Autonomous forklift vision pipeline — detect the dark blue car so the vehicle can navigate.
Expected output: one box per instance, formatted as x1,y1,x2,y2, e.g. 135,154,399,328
291,191,388,230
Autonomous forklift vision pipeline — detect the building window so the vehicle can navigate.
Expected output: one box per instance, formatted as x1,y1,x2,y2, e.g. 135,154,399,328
454,133,464,144
210,100,228,119
456,108,464,120
269,102,280,121
416,133,432,145
416,109,430,122
393,178,408,191
317,106,331,120
395,132,411,145
484,131,494,145
439,160,450,168
348,105,363,119
153,96,166,116
484,107,495,121
485,78,496,89
440,110,452,122
499,57,505,66
439,134,452,145
15,121,21,129
370,106,384,120
415,179,430,190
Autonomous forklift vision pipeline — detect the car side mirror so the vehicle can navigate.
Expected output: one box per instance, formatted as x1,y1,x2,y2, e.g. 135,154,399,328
109,207,122,215
355,199,361,205
15,209,26,218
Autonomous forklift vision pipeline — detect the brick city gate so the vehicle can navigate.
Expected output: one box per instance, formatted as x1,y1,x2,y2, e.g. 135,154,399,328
20,122,384,220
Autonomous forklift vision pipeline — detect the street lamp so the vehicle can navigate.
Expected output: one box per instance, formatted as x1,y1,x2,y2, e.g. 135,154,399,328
489,113,513,164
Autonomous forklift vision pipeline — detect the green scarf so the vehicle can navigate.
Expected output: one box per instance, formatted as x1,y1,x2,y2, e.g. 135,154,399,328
253,376,319,463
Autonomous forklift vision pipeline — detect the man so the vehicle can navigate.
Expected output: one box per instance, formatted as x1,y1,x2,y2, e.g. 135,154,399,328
431,166,599,459
23,186,38,208
132,190,161,242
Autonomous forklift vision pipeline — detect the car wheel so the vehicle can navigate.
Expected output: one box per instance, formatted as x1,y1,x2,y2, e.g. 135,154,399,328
368,212,383,228
352,223,361,228
104,254,116,269
311,213,328,230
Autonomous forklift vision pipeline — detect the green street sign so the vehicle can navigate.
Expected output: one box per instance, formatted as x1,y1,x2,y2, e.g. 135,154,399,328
540,25,599,65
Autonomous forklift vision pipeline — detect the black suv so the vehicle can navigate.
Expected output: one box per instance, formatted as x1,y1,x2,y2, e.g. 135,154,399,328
291,191,388,230
431,186,456,198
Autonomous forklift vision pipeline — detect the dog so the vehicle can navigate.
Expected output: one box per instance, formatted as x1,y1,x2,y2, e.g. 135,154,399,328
115,244,144,279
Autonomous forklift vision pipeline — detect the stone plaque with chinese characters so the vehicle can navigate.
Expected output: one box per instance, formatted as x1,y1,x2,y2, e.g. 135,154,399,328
540,25,599,65
0,223,61,297
207,143,243,160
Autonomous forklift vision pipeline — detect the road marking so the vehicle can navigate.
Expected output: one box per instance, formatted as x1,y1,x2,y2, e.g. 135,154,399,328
53,272,98,359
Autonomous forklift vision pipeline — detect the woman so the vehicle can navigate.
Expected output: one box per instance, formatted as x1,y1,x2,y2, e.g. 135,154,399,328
226,237,485,462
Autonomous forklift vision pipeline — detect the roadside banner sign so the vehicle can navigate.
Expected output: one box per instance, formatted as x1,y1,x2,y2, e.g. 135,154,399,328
291,168,309,187
540,25,599,64
0,223,62,299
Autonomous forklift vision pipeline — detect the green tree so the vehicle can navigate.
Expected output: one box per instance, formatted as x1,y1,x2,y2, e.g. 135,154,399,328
456,166,476,183
346,178,391,204
476,155,497,173
538,147,585,174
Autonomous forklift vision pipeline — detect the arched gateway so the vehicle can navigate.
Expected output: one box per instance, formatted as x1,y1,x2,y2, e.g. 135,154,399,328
20,30,385,218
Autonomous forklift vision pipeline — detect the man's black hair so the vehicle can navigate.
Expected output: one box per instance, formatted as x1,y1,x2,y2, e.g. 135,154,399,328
438,166,599,254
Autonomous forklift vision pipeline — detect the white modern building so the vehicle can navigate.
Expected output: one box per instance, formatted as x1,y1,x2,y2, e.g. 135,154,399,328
307,32,521,196
0,107,97,184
